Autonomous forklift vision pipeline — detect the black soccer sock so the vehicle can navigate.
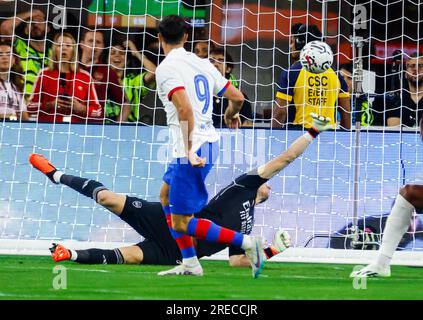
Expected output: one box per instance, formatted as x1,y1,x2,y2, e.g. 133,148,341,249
46,169,58,184
59,174,108,202
73,248,124,264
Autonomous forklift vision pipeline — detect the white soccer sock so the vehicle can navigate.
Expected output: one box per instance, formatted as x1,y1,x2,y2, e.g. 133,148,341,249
70,249,78,261
53,171,64,184
183,256,200,268
241,235,253,250
375,194,414,269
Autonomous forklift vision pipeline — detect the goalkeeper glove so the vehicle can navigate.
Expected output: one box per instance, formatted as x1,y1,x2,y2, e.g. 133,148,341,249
310,113,333,132
306,113,333,139
272,229,292,253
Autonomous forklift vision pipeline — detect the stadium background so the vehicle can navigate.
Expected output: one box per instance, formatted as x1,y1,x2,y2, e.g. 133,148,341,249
1,0,423,302
1,0,422,125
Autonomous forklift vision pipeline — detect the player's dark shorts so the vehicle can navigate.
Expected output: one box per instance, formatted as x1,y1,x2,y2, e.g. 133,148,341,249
118,194,245,265
162,141,218,214
119,196,182,265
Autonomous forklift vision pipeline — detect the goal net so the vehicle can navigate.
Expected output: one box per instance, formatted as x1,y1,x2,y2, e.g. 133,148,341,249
1,0,423,266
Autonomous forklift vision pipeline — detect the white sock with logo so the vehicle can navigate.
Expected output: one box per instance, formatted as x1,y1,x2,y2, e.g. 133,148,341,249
53,171,64,184
70,249,78,261
241,235,253,250
183,256,200,268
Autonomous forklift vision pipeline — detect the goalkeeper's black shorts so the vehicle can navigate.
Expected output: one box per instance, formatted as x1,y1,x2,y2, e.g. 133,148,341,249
119,196,182,265
119,195,244,265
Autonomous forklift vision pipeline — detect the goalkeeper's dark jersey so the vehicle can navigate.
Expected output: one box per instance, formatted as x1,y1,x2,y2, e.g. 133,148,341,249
196,170,269,257
121,169,268,263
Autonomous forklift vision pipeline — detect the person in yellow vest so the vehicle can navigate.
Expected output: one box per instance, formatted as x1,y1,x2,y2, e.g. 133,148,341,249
272,25,351,129
0,8,51,100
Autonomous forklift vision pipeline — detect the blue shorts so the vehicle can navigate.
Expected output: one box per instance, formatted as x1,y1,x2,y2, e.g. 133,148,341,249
163,142,219,214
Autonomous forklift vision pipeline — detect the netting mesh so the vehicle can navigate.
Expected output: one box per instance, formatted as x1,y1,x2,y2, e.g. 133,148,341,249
1,0,423,256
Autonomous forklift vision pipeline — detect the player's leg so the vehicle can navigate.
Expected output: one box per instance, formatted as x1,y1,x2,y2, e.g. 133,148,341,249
160,182,171,225
50,239,182,266
29,153,126,215
50,243,142,264
402,184,423,209
159,180,202,275
118,246,144,263
172,213,264,274
51,201,184,266
164,143,264,278
350,184,423,278
161,159,231,276
160,160,204,276
160,143,264,277
96,190,126,215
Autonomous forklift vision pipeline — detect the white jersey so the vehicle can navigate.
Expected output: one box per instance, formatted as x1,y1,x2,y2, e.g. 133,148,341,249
0,80,26,117
156,47,230,158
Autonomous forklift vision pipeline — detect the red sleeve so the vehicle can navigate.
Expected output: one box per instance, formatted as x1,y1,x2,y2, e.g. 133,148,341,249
86,75,102,118
27,70,43,113
168,86,185,101
107,68,125,104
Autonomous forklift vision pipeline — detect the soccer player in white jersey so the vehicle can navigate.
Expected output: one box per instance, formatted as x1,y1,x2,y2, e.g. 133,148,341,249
351,118,423,278
155,15,265,277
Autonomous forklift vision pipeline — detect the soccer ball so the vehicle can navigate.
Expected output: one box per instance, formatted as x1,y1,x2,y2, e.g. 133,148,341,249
299,40,333,74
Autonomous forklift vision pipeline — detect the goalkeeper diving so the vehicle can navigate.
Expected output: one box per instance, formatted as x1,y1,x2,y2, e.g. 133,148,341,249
29,114,332,268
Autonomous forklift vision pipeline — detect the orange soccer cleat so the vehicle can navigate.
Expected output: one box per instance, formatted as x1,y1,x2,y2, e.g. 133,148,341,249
50,243,71,262
29,153,58,184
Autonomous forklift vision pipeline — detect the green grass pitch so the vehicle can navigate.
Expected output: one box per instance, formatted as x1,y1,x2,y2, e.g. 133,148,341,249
1,255,423,300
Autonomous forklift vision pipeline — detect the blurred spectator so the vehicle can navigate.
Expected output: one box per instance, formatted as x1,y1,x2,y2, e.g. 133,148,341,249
209,48,253,127
339,64,353,93
27,33,101,123
0,8,51,99
136,40,167,125
108,39,156,123
386,52,423,127
194,39,215,59
210,47,239,88
272,25,351,129
79,29,128,122
147,40,162,65
0,41,28,121
328,212,423,251
289,23,305,64
339,63,374,126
